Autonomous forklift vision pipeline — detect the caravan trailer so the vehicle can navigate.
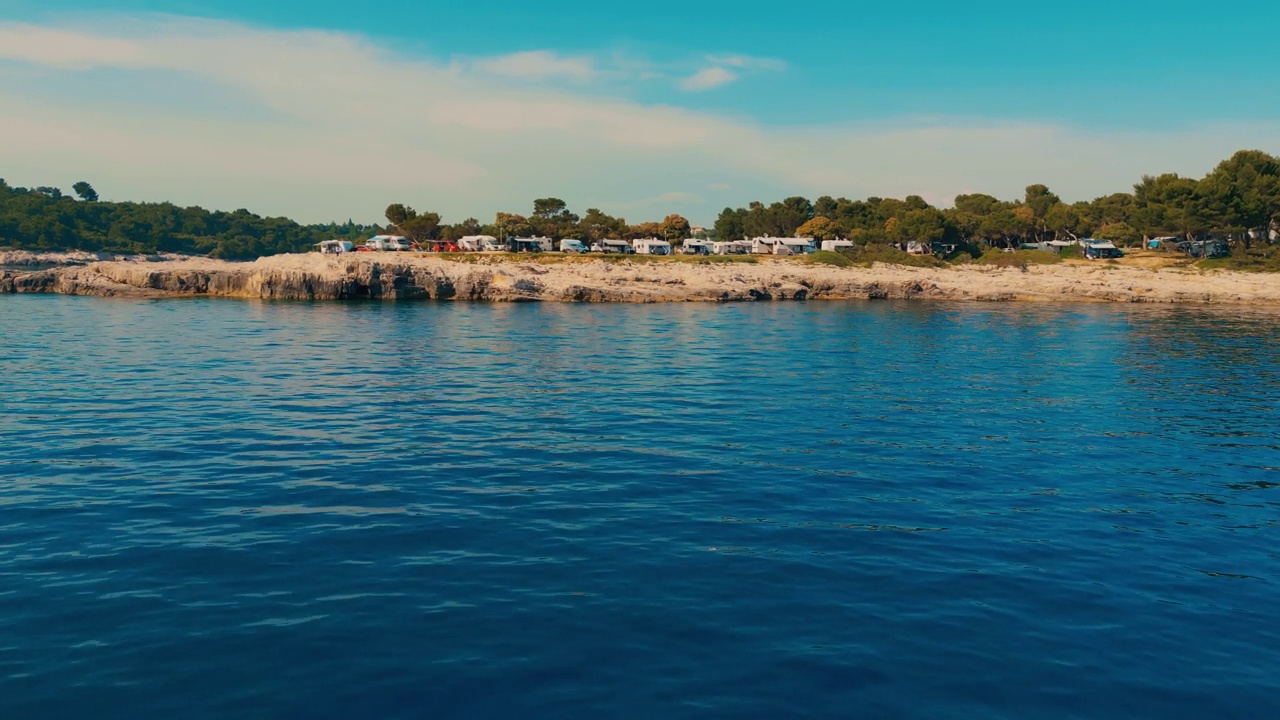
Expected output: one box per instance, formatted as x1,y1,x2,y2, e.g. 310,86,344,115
680,239,713,255
820,240,855,252
712,240,750,255
361,235,411,251
599,239,634,254
752,237,785,254
315,240,354,254
780,238,816,255
508,237,545,253
752,237,816,255
1082,240,1124,260
457,235,499,252
633,238,673,255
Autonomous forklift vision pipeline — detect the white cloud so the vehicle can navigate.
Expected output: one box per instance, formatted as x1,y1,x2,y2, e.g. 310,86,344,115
468,50,596,82
0,15,1276,227
706,53,787,72
679,66,738,92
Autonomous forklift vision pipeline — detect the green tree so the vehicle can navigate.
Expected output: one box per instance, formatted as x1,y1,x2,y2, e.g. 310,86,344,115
713,207,747,241
385,203,416,228
578,208,626,240
400,212,442,242
1044,204,1084,241
1094,222,1141,246
72,181,98,202
658,213,691,241
795,216,842,242
532,198,568,219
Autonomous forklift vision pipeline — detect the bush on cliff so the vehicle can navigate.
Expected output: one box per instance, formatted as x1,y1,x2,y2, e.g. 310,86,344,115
803,250,853,267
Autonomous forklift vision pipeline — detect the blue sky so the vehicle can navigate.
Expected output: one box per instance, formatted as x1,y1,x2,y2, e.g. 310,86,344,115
1,1,1278,224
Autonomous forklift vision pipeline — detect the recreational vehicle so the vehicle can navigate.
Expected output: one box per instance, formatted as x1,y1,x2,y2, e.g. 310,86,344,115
1177,238,1229,259
1082,240,1124,260
559,239,588,253
315,240,354,254
361,235,411,251
599,239,634,254
820,240,855,252
457,235,499,252
633,238,673,255
712,240,750,255
752,237,785,254
508,237,545,253
781,238,816,255
752,237,815,255
680,239,713,255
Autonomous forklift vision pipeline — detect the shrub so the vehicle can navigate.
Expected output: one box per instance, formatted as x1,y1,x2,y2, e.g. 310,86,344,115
804,250,853,267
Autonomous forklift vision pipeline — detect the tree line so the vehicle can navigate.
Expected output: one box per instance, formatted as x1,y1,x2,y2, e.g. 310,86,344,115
715,149,1280,251
380,198,693,245
0,180,378,260
3,149,1277,259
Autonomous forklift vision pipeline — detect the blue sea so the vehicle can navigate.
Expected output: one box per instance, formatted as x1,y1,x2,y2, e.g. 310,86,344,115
2,295,1279,719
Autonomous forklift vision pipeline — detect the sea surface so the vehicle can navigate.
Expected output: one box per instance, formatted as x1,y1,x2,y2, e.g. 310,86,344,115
2,295,1279,719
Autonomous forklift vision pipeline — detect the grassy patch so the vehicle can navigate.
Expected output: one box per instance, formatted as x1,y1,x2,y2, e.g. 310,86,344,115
802,250,854,268
971,249,1064,268
847,245,950,268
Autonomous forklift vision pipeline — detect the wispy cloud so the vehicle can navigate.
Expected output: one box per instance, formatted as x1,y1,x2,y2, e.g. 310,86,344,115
706,53,787,72
676,53,785,92
679,66,738,92
0,15,1275,226
468,50,596,82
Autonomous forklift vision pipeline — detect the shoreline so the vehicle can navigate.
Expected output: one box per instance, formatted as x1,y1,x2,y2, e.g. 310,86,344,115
4,251,1280,304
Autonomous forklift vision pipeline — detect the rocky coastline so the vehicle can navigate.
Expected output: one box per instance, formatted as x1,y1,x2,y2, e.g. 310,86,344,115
4,251,1280,304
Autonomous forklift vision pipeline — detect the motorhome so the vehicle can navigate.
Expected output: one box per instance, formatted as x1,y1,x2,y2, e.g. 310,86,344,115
781,238,816,255
752,237,815,255
599,239,634,254
315,240,354,254
752,237,784,254
1082,240,1124,260
361,235,411,251
820,240,855,252
680,239,713,255
508,237,545,253
712,240,750,255
560,239,588,253
457,235,499,252
1178,238,1229,259
633,238,673,255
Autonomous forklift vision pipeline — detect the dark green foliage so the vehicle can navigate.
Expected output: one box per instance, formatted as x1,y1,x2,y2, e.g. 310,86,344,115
72,182,98,202
804,250,853,267
0,182,377,260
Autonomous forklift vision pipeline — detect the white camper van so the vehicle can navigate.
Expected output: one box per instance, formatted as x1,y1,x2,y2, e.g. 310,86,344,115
821,240,855,252
315,240,354,254
633,238,673,255
362,235,411,251
752,237,815,255
712,240,749,255
680,239,713,255
559,239,588,253
457,235,499,252
599,239,634,254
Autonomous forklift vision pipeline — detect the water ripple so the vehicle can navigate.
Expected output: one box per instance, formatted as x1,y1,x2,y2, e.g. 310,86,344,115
2,297,1280,719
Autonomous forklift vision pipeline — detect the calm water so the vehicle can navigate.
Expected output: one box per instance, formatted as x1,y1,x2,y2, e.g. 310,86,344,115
2,296,1279,719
